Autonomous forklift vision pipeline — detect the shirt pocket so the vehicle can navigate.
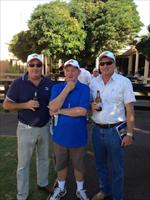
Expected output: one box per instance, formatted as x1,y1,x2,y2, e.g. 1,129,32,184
110,88,123,103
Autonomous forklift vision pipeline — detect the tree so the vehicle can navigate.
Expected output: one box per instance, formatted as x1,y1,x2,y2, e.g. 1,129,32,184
8,30,38,62
9,0,142,67
28,1,86,61
136,25,150,61
69,0,143,65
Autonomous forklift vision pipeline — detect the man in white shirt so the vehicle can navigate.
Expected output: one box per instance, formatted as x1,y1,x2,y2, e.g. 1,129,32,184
90,51,136,200
91,68,100,79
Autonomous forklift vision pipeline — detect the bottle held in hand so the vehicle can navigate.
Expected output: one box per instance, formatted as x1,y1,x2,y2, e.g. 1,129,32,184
95,90,102,111
33,91,38,110
33,91,38,101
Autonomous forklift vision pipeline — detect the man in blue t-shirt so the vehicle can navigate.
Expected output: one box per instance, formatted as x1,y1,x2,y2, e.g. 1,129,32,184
3,53,53,200
47,59,90,200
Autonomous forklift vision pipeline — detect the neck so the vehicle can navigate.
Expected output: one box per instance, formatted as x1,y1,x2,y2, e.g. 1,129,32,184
102,75,111,84
65,79,78,83
28,76,42,86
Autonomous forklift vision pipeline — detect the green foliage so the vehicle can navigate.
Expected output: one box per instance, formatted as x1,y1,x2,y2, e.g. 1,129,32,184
8,0,143,66
148,24,150,33
136,26,150,61
5,65,20,74
28,1,86,60
69,0,143,65
8,31,37,62
0,136,56,200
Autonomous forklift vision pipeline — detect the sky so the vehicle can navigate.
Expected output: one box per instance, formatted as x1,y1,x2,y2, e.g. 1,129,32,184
0,0,150,60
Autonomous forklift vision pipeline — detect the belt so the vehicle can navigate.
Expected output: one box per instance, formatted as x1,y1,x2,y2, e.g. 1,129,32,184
95,122,122,129
19,121,47,128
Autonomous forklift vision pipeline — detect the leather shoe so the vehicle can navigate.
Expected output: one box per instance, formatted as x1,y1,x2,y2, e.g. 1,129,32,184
92,192,112,200
37,184,51,194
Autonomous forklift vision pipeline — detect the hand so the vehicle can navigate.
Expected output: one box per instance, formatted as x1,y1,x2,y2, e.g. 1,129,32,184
65,81,75,92
49,109,58,116
91,102,100,112
121,135,133,147
25,100,40,111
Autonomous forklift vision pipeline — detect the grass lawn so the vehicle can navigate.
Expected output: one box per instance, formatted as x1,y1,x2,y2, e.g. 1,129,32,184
0,136,56,200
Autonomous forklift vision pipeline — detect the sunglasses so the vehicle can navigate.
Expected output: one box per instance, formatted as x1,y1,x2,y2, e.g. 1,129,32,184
99,61,114,66
28,63,42,68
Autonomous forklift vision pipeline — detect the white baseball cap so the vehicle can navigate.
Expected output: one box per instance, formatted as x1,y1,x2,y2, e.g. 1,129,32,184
64,59,80,69
27,53,43,63
99,51,115,62
93,68,99,72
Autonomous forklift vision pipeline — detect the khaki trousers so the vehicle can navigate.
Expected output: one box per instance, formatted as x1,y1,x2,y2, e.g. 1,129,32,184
16,122,50,200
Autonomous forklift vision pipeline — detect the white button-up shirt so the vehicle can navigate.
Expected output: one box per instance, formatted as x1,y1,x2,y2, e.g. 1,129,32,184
90,72,136,124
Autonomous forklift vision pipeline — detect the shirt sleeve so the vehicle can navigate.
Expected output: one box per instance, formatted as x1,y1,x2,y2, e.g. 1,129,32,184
6,79,20,102
79,85,90,110
89,79,96,101
123,78,136,104
49,83,63,102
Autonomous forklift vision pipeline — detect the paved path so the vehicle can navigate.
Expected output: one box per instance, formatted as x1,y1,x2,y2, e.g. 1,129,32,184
0,110,150,200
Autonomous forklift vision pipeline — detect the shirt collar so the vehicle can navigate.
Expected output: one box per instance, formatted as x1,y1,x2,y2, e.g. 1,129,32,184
22,73,28,81
22,72,44,81
111,72,117,80
22,72,45,83
99,72,117,82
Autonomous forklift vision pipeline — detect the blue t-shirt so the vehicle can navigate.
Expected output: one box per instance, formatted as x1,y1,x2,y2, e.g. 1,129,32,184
6,73,53,127
50,81,90,147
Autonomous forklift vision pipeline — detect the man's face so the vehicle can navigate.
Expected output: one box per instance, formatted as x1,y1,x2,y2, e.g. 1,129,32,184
27,59,42,80
64,65,80,81
93,70,99,77
99,57,115,77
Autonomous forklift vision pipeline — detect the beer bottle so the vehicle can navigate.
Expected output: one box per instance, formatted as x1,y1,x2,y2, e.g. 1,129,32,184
33,91,38,101
33,91,38,110
95,90,102,111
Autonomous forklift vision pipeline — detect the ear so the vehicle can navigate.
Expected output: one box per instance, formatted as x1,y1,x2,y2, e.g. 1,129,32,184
78,69,81,75
113,62,116,68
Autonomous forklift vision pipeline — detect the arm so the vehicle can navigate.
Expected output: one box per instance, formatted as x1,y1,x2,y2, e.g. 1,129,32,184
58,107,87,117
49,81,75,113
3,98,39,111
56,85,90,117
3,78,39,112
125,102,135,133
121,102,135,146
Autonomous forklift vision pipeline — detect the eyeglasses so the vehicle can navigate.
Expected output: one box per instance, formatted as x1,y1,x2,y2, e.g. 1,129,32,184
99,61,114,66
28,63,42,68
